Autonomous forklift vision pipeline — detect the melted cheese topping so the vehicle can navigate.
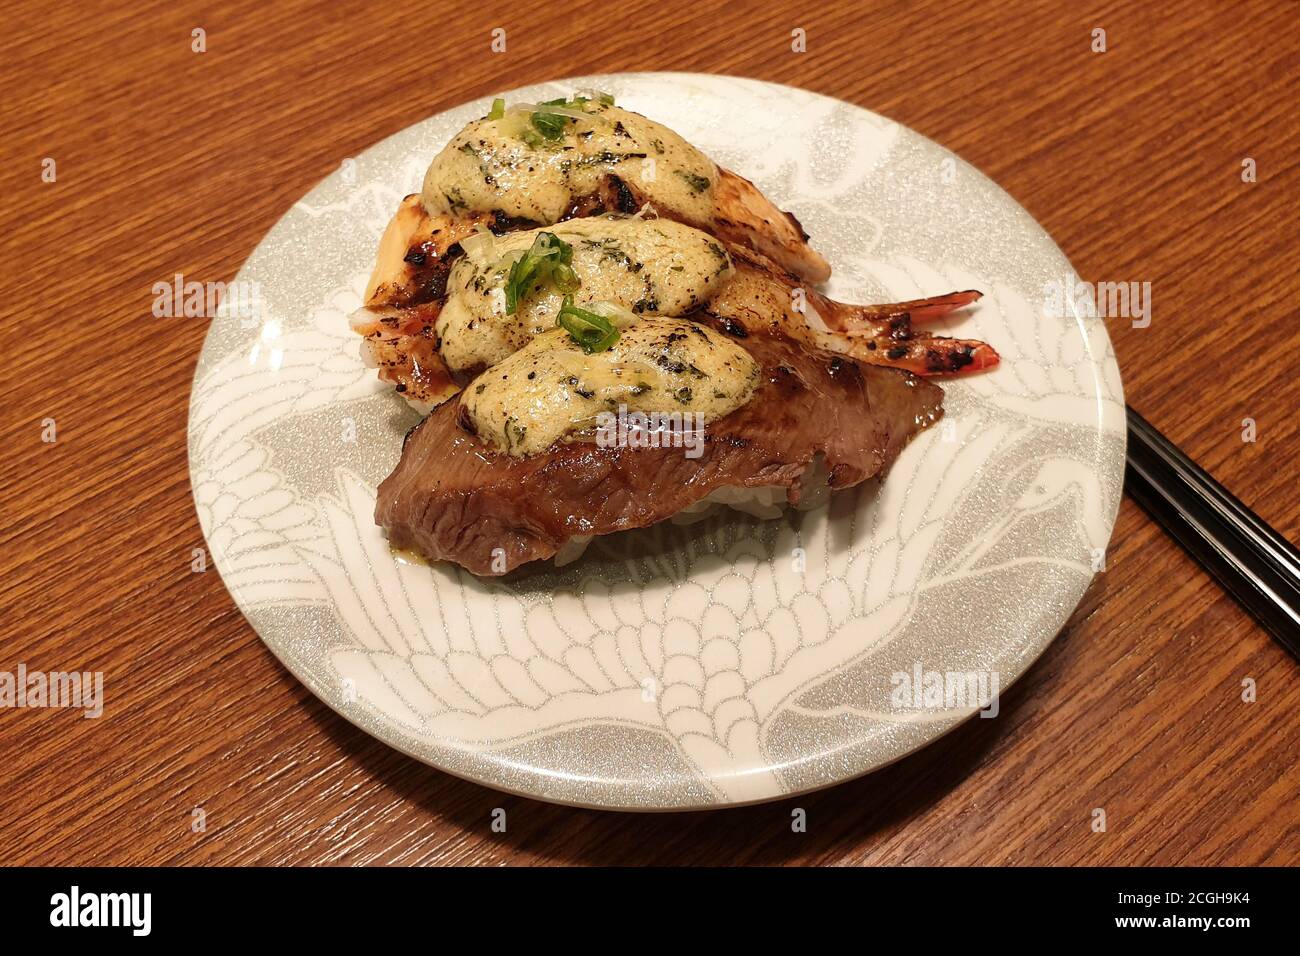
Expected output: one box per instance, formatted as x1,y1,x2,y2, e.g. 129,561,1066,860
437,217,732,374
421,103,717,225
461,320,760,457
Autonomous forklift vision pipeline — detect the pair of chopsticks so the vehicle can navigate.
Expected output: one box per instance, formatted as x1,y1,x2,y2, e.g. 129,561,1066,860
1125,406,1300,659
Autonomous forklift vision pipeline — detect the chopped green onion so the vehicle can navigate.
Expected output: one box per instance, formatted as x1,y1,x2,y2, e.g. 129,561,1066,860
573,88,616,107
530,110,569,141
588,300,639,325
503,232,576,314
459,224,497,265
556,295,619,353
504,251,542,314
490,93,613,148
551,262,580,293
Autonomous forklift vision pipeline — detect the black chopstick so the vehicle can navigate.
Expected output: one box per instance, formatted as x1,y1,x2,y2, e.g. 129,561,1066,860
1125,406,1300,660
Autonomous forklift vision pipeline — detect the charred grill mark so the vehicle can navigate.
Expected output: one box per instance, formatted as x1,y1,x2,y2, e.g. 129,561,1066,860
925,344,975,372
386,242,459,309
561,193,606,221
608,174,638,214
490,211,538,234
783,208,812,242
421,263,450,302
561,174,643,221
714,315,748,338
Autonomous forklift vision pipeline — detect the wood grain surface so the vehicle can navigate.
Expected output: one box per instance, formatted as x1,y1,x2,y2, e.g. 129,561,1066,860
2,0,1297,866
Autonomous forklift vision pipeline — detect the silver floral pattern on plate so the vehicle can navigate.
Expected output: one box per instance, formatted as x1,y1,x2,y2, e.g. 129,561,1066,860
188,73,1125,809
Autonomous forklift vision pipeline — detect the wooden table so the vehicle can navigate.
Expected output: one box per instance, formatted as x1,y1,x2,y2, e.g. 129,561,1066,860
2,0,1296,866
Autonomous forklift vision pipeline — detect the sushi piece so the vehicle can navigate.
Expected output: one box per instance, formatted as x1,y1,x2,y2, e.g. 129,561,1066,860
361,91,829,326
351,214,996,411
375,312,943,576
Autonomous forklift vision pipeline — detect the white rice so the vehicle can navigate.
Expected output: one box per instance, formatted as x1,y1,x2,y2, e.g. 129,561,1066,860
553,455,831,566
552,535,596,568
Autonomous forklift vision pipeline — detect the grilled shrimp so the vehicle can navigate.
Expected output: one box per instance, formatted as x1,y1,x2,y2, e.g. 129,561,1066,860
368,96,828,302
707,246,998,376
351,215,996,411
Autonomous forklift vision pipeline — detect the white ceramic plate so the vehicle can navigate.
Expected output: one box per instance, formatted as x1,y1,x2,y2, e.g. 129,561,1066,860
188,72,1125,809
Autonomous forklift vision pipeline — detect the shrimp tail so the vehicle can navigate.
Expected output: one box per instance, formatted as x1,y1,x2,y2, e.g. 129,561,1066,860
842,335,1000,375
823,289,997,374
828,290,983,330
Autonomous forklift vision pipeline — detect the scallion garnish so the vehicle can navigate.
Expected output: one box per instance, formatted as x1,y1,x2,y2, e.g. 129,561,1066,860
503,232,577,314
486,93,616,147
572,89,616,107
551,261,580,294
530,110,569,141
556,295,620,353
